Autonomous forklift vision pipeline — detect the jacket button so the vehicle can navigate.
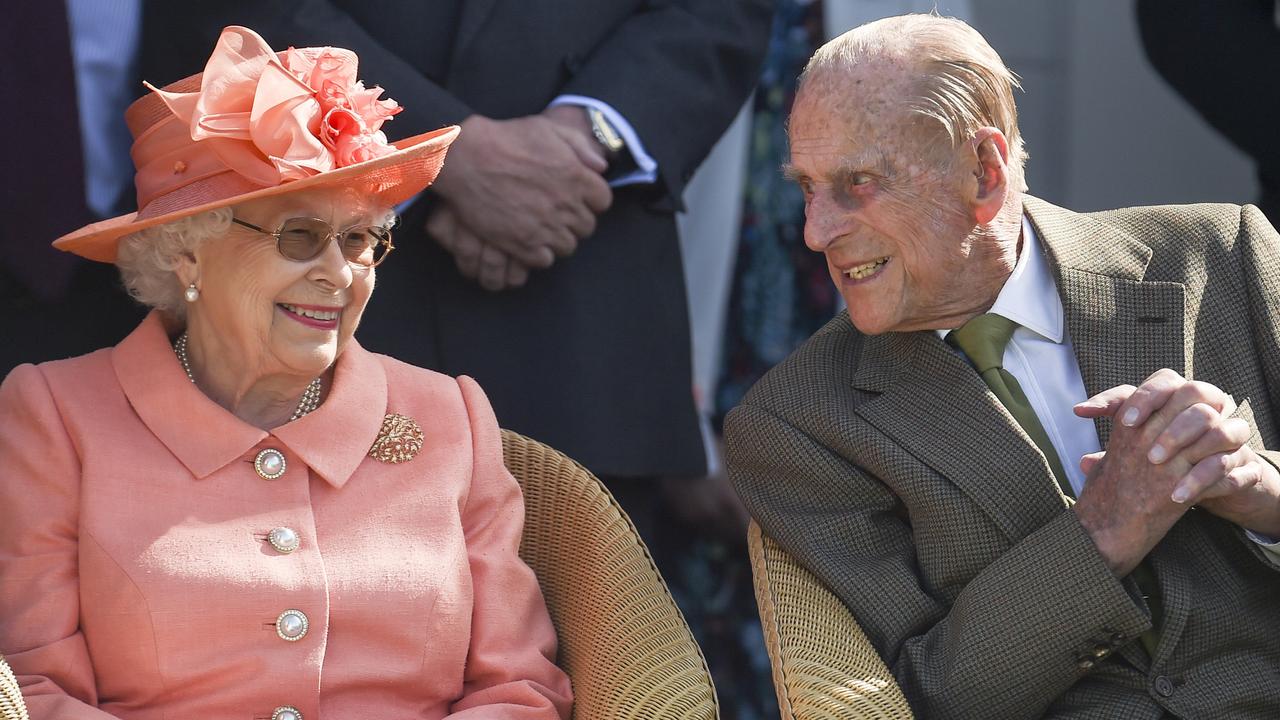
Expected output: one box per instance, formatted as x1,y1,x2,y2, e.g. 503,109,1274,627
267,527,300,554
1091,644,1110,658
255,448,287,480
1075,656,1095,670
1153,675,1175,697
272,707,302,720
275,609,309,641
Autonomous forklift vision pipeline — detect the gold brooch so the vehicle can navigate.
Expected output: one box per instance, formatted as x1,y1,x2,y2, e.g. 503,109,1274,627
369,413,424,464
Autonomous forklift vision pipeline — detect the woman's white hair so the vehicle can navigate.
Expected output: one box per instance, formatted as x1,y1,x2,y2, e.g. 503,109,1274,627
115,201,397,319
116,208,234,319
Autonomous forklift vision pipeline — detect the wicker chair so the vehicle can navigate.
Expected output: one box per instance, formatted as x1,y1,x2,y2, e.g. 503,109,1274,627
504,430,719,719
0,655,27,720
747,521,913,719
0,433,718,720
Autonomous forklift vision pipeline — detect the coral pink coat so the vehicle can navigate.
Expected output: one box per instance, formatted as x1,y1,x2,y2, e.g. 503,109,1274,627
0,313,572,719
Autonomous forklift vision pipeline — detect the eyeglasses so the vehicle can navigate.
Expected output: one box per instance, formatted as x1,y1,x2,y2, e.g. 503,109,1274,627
231,217,395,267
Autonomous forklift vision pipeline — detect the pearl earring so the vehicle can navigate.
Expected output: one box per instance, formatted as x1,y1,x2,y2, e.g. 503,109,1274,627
184,284,200,302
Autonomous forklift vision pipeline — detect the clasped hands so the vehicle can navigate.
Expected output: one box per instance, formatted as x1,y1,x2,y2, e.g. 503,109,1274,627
426,106,613,291
1073,369,1280,576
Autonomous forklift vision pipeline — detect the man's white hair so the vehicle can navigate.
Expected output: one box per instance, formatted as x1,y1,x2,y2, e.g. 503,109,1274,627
801,13,1028,190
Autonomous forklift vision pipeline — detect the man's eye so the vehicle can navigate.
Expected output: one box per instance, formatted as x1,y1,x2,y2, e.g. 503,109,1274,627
850,173,873,186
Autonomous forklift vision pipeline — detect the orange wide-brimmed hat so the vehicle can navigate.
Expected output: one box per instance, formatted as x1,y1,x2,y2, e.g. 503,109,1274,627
54,25,459,263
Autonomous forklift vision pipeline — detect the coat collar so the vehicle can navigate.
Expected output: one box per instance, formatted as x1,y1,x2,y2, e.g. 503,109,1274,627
848,196,1187,536
113,312,388,488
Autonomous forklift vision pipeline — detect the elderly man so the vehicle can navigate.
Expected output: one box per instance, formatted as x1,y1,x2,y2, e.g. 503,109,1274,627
726,14,1280,719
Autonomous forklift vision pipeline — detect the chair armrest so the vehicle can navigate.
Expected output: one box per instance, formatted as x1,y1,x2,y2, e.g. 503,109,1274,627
747,521,914,719
503,430,718,720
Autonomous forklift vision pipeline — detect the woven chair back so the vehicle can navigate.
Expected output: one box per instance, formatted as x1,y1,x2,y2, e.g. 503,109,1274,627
503,430,719,720
0,655,28,720
748,521,914,719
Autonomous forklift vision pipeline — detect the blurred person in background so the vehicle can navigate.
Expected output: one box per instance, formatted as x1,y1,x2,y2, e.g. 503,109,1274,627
1138,0,1280,226
0,0,145,375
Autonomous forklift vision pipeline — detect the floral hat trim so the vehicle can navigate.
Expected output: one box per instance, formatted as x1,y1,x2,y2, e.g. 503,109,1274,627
142,26,403,197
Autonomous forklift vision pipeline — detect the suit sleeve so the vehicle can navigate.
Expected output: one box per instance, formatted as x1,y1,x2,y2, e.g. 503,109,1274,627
0,366,119,719
446,376,573,720
558,0,772,204
1237,204,1280,566
725,402,1152,720
139,0,472,137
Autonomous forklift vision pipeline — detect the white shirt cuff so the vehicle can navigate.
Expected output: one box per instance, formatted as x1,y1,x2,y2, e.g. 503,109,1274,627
1246,529,1280,566
548,95,659,187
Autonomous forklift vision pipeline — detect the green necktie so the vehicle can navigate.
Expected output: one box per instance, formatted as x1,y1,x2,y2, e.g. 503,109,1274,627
947,314,1072,499
948,314,1161,658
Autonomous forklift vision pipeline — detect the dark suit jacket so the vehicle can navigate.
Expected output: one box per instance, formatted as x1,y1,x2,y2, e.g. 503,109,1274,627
140,0,771,477
726,196,1280,719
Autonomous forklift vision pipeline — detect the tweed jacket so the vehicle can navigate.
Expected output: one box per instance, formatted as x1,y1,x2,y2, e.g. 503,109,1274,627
0,313,572,719
726,196,1280,719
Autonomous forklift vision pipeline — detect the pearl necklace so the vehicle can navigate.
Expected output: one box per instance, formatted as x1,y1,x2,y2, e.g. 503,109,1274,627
173,332,323,421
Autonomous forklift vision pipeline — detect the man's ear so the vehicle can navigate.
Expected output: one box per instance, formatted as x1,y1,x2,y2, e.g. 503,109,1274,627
968,127,1010,225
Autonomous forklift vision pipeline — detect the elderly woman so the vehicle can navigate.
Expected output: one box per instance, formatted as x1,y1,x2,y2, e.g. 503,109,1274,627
0,26,572,720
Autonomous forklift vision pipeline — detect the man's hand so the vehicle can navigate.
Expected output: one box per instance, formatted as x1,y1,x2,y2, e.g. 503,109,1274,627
429,113,612,269
1075,370,1280,538
427,204,531,292
1070,411,1192,577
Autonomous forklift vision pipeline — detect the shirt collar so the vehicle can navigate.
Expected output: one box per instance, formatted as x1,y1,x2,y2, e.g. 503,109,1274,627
935,215,1065,343
113,312,388,487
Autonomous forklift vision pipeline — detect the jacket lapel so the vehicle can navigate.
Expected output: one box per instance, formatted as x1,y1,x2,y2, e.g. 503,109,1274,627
852,330,1071,542
1027,197,1189,667
1025,197,1187,447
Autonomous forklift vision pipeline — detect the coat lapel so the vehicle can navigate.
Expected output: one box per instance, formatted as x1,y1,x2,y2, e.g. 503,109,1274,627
1025,197,1187,447
1027,197,1189,667
851,330,1071,542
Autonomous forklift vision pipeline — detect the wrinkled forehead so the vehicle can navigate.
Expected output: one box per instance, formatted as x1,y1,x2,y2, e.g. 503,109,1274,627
788,71,942,175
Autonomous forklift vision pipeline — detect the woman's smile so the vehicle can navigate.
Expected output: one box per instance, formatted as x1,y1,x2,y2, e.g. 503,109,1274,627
278,302,343,330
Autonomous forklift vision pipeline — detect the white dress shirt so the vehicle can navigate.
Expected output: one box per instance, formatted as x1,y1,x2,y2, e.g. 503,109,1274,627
67,0,141,218
940,217,1280,561
938,217,1099,496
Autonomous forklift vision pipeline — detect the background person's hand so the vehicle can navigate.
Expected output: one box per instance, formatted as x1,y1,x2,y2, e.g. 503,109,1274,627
429,113,612,269
427,205,531,292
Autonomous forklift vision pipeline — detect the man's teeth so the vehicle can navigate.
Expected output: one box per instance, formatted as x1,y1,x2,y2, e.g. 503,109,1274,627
282,304,339,321
845,257,888,280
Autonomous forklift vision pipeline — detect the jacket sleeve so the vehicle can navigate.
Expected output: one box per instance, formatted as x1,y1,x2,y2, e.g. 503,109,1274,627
725,402,1153,720
446,376,573,719
1236,204,1280,565
0,365,120,719
559,0,772,204
139,0,472,137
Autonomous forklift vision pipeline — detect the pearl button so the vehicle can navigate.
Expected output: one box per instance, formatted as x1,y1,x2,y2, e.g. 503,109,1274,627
276,609,308,641
267,527,300,554
255,448,287,480
272,706,302,720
